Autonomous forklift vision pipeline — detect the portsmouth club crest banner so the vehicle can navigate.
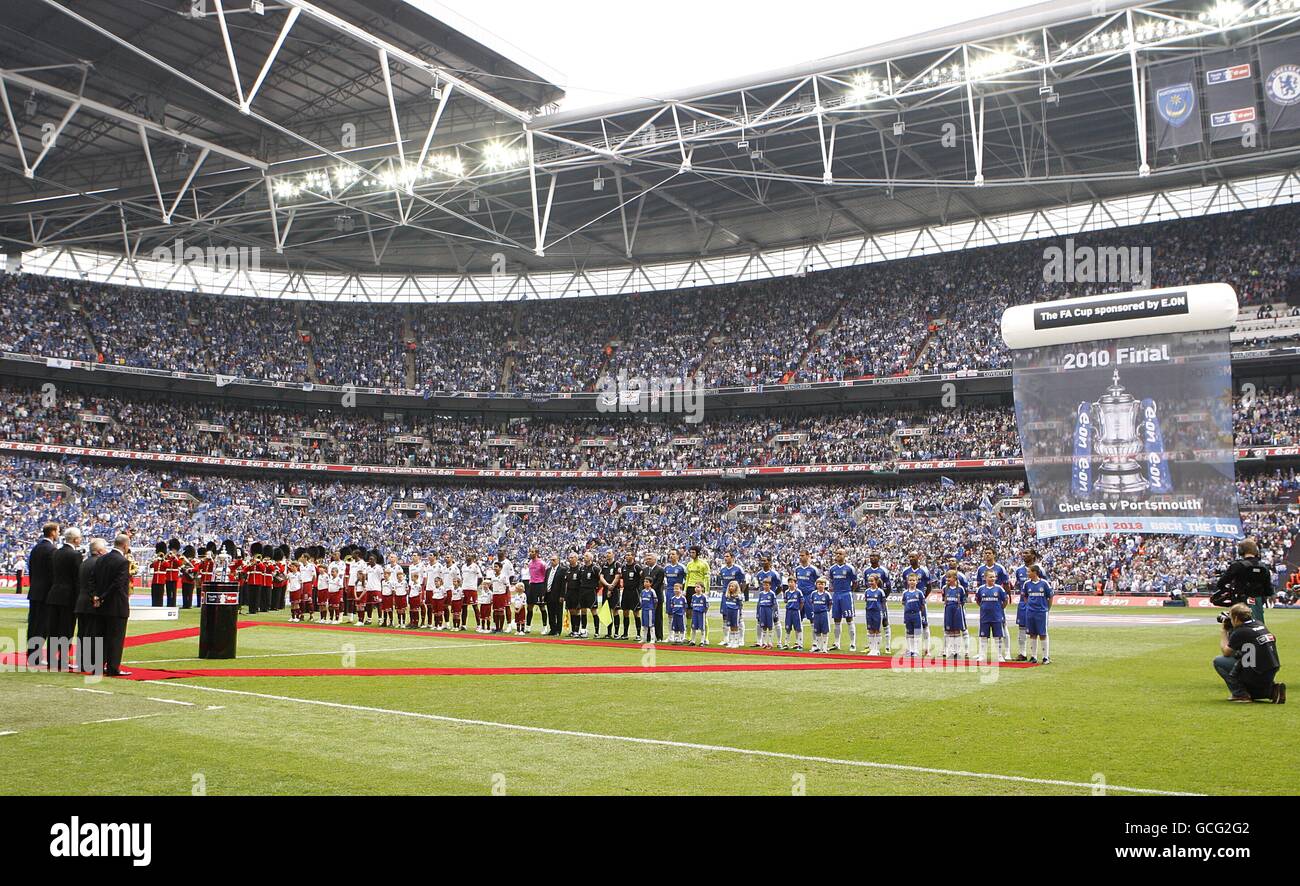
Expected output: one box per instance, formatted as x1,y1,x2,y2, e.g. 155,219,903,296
1002,285,1242,540
1151,60,1201,150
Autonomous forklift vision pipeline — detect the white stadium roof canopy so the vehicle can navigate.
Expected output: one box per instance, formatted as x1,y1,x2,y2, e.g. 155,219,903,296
2,0,1300,301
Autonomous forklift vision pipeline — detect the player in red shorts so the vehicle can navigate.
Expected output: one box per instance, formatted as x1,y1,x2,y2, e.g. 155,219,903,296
325,552,344,624
460,554,484,633
449,575,465,630
421,553,439,628
391,555,409,627
364,552,383,626
287,558,304,622
490,562,510,634
511,583,527,634
429,573,448,629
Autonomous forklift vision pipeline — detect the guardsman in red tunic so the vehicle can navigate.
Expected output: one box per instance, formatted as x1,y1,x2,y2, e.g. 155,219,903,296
165,539,182,607
149,542,168,607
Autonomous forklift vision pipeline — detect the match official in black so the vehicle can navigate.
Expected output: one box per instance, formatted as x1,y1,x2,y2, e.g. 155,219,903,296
1213,603,1284,704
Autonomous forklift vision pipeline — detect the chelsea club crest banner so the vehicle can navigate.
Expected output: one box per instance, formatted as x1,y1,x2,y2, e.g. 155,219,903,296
1002,285,1241,540
1260,37,1300,133
1151,60,1202,151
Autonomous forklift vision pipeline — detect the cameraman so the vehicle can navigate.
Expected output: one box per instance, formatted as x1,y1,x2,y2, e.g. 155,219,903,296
1213,603,1285,704
1214,539,1273,623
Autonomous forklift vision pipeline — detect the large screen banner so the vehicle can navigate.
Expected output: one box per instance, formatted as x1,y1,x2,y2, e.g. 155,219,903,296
1004,286,1242,540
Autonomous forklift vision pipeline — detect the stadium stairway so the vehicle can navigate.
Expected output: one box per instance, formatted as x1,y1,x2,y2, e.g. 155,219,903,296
68,296,100,362
401,313,417,388
295,303,321,384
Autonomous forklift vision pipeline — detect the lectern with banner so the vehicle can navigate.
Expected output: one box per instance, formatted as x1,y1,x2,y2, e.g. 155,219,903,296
199,581,240,659
1002,283,1242,540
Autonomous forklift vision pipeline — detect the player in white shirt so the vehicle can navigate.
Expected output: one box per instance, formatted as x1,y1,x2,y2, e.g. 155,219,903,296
287,559,304,622
429,573,449,629
449,575,465,630
510,583,528,634
407,557,424,628
421,554,438,628
489,563,510,634
363,556,383,626
347,553,366,624
460,554,485,633
326,555,345,624
381,554,401,628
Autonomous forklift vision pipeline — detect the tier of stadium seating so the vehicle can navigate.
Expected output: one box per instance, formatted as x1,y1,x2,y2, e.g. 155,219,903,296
4,203,1297,394
2,454,1293,597
1,381,1295,470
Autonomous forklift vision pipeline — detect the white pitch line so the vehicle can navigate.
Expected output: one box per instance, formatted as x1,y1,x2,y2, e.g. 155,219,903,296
145,680,1201,797
71,687,113,695
126,642,502,665
145,697,195,706
0,730,16,736
81,713,169,725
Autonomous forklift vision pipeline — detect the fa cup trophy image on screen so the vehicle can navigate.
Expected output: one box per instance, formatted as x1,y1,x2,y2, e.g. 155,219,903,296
1073,369,1170,499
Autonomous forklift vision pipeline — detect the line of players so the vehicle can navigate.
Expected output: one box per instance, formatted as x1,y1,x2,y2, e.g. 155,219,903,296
222,543,1053,662
719,547,1052,662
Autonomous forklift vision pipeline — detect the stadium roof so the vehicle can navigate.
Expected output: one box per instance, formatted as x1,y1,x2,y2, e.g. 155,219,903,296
3,0,1300,299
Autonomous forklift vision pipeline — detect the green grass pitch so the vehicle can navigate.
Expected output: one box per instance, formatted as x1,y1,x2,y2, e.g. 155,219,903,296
1,605,1295,795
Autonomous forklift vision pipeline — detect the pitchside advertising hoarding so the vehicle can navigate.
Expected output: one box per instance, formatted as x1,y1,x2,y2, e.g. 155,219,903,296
1002,284,1241,540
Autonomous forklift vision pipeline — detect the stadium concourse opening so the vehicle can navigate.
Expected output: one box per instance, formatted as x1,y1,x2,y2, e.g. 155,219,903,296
0,0,1297,822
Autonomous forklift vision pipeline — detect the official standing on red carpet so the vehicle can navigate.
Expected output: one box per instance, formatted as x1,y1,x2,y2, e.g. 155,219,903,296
25,522,58,668
92,534,134,677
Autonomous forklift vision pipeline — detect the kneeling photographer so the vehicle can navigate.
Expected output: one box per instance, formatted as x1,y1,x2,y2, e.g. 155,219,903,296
1213,603,1285,704
1214,538,1274,623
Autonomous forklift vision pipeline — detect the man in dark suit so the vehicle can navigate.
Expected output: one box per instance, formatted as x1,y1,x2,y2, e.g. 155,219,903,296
75,538,107,674
45,527,83,673
545,554,568,637
26,522,59,668
92,534,133,677
643,552,667,642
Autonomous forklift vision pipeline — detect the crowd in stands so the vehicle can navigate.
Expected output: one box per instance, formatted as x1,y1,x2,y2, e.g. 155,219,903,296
303,303,405,388
3,381,1299,470
4,203,1296,393
2,455,1293,597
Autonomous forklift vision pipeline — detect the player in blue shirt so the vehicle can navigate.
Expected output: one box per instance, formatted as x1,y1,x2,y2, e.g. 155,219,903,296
667,585,688,644
975,548,1010,589
721,581,744,648
809,578,832,653
755,576,778,649
793,552,819,627
782,583,804,650
975,569,1009,663
755,556,783,648
1013,550,1047,661
900,572,928,658
862,552,893,652
718,553,746,646
944,557,970,590
828,548,858,652
940,570,970,659
1020,564,1053,663
900,553,931,656
663,551,687,604
690,587,709,647
639,579,657,645
862,574,889,655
